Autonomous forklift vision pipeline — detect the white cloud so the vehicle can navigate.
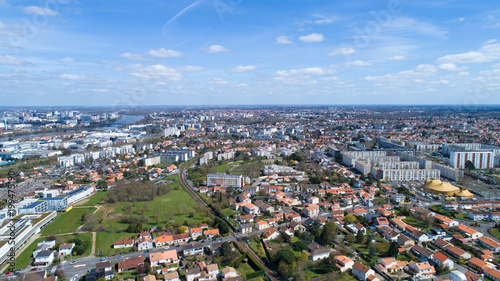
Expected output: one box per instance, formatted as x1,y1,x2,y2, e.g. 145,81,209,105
313,15,341,25
437,43,500,64
148,48,183,58
365,64,438,82
273,67,332,84
299,33,324,43
60,73,84,80
230,65,257,72
180,65,204,71
22,6,59,16
298,67,329,75
276,35,293,44
329,48,355,56
482,39,498,45
120,52,144,61
458,17,465,22
0,55,28,65
321,76,343,83
438,63,467,71
206,45,229,53
388,55,406,61
208,78,229,85
386,17,447,38
345,60,372,67
61,57,75,63
130,64,183,81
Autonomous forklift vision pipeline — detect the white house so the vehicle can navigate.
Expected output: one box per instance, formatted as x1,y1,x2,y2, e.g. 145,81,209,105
221,267,238,279
136,237,154,250
408,261,436,279
34,250,54,266
352,262,380,281
432,252,454,270
58,243,74,256
335,256,354,272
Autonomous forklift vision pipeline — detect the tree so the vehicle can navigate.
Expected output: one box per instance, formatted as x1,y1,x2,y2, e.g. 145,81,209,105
274,249,295,264
465,160,476,170
292,240,309,252
97,179,108,190
308,220,322,238
344,214,356,224
386,242,399,258
214,217,229,235
368,243,378,257
356,230,365,244
280,232,292,243
319,221,337,246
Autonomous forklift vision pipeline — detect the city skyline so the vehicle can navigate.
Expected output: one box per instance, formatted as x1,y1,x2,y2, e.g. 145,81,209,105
1,0,500,106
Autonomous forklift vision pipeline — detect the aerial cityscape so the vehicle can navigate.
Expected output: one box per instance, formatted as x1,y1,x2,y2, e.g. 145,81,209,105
2,1,500,281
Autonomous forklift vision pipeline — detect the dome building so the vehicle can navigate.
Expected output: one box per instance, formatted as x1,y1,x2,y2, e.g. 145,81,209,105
422,179,460,196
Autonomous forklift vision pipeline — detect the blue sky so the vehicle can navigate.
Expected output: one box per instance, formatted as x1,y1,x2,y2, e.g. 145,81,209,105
1,0,500,106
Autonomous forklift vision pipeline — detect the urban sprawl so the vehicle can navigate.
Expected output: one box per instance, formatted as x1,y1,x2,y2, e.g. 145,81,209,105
0,106,500,281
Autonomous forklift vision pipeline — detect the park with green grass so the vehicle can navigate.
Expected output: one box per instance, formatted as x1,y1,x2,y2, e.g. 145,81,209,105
40,207,96,236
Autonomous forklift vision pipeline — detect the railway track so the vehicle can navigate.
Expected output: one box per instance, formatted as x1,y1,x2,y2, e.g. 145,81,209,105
178,167,280,281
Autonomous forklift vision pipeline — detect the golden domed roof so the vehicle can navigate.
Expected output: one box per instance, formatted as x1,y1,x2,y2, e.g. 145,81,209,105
455,189,474,198
422,179,460,194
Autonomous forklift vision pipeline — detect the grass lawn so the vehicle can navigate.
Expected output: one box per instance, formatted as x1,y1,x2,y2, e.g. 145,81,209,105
397,254,411,261
231,160,265,178
95,231,134,257
376,243,390,255
56,232,93,258
305,269,322,279
235,262,257,277
403,216,431,230
40,207,96,236
249,239,266,259
80,191,106,206
213,163,233,173
489,228,500,240
14,237,45,270
96,174,207,232
455,213,473,221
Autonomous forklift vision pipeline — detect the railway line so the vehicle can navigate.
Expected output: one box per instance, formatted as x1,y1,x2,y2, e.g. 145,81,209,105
178,164,280,281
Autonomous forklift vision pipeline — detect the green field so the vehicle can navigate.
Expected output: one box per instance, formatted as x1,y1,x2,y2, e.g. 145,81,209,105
14,237,45,270
403,216,432,230
95,174,205,233
489,228,500,240
56,232,93,258
80,191,106,206
214,163,233,173
231,161,265,178
40,207,96,236
132,175,204,226
95,231,134,257
236,263,257,277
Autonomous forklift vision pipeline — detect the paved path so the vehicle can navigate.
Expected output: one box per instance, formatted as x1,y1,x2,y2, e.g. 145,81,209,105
90,232,96,257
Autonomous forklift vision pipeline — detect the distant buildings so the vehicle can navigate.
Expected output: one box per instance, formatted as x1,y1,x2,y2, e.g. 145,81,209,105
443,143,498,169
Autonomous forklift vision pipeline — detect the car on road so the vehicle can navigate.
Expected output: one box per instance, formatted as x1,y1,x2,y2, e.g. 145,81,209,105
70,261,76,264
30,268,38,271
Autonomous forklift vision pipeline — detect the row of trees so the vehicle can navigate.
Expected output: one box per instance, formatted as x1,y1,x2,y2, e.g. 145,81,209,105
104,181,171,203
